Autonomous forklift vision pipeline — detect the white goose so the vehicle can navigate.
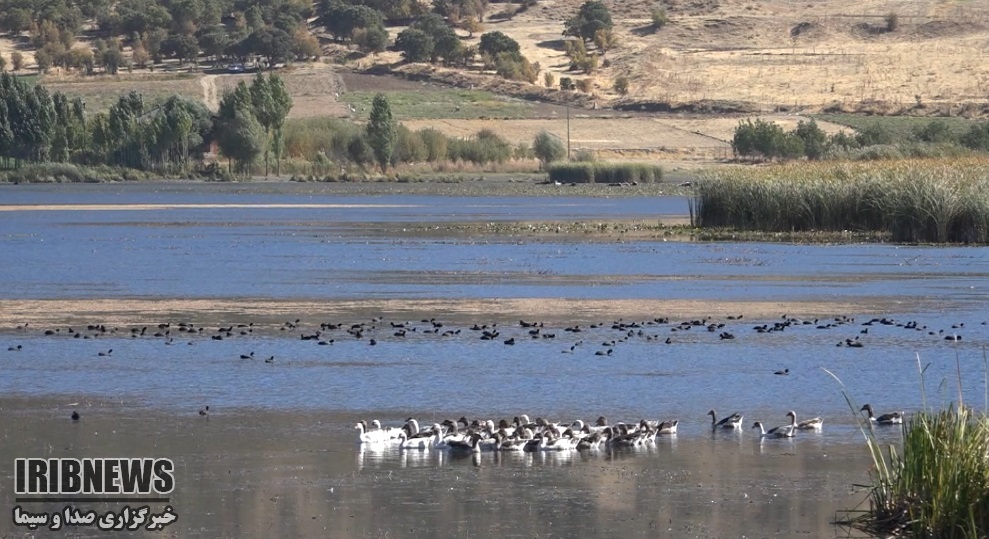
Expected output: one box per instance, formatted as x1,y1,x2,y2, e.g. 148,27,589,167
370,419,405,441
860,404,904,425
355,421,392,444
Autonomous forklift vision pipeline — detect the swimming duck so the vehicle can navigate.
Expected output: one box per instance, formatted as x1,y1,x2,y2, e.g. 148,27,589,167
860,404,904,425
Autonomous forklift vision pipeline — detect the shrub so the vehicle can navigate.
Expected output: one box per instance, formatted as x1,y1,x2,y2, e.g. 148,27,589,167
794,119,827,160
884,12,898,32
732,118,805,160
572,149,596,162
533,130,566,169
418,128,448,162
651,6,669,30
575,78,593,93
392,125,427,164
11,51,23,71
448,129,513,164
961,123,989,152
559,77,575,91
614,75,630,96
544,71,555,88
914,120,958,144
855,123,896,147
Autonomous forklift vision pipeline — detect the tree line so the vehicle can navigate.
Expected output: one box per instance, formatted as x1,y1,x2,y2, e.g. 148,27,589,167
0,71,291,175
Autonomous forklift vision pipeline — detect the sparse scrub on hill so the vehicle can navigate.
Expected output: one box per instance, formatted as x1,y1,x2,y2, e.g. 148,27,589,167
613,76,629,96
650,6,669,31
575,79,593,93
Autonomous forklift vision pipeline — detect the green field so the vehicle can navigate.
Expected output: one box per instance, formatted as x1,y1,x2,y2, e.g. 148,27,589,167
339,89,534,120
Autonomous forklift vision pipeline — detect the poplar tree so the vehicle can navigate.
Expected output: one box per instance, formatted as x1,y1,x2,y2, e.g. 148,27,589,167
365,93,395,174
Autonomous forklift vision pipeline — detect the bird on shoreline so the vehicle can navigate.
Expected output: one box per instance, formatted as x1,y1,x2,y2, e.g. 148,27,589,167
199,406,210,416
71,411,80,421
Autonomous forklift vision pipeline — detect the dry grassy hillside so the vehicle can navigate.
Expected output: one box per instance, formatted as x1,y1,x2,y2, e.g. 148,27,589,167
488,0,989,115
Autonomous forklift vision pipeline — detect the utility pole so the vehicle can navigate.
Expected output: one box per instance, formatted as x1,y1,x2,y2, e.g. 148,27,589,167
566,102,571,160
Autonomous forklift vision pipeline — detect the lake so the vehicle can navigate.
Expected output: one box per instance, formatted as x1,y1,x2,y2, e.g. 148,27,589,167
1,181,987,537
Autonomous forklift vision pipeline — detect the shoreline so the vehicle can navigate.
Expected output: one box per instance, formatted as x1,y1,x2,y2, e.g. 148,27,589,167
0,296,947,332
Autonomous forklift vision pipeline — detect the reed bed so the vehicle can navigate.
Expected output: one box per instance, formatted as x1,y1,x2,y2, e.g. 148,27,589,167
692,159,989,243
830,352,989,539
548,162,664,184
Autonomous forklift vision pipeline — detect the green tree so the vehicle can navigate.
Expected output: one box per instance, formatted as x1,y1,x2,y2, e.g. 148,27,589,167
217,109,265,174
794,119,827,160
10,51,23,71
564,1,612,42
162,33,199,64
479,31,520,60
249,72,292,176
532,130,565,169
365,93,395,173
395,28,433,63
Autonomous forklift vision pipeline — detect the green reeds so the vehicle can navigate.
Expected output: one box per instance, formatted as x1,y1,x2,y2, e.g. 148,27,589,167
548,162,664,184
692,159,989,243
828,353,989,538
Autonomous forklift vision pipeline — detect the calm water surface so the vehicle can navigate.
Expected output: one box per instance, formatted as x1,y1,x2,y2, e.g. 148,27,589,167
1,183,987,537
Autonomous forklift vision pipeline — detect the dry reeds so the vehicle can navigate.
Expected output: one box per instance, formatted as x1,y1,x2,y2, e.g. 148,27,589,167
692,159,989,243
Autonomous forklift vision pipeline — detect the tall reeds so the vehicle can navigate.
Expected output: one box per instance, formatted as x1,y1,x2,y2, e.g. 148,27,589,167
692,159,989,243
829,353,989,538
548,162,664,184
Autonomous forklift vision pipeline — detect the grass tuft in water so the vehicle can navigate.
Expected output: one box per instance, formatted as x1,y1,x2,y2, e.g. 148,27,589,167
827,354,989,538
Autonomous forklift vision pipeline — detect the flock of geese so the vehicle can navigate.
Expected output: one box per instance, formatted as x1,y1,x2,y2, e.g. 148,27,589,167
354,405,905,452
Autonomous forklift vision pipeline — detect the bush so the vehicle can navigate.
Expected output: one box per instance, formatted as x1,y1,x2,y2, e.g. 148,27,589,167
732,119,805,160
794,119,827,160
544,71,555,88
651,6,669,30
418,128,448,162
392,125,427,164
533,130,566,169
575,78,593,93
614,75,629,96
961,123,989,151
559,77,575,91
548,161,663,183
913,120,957,144
884,12,898,32
448,129,513,164
855,123,896,146
11,51,23,71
